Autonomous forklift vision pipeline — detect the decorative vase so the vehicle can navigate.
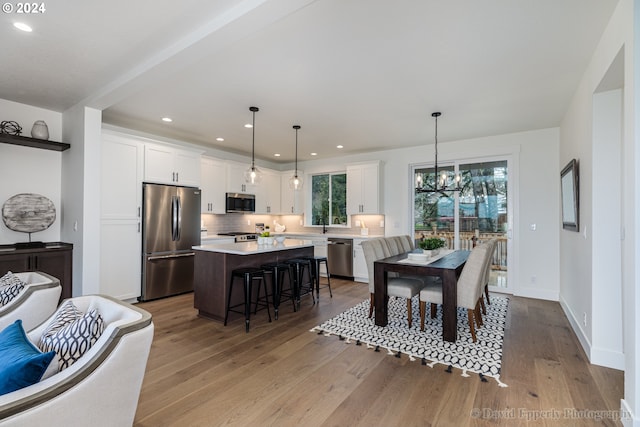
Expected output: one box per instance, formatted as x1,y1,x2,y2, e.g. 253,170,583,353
30,120,49,140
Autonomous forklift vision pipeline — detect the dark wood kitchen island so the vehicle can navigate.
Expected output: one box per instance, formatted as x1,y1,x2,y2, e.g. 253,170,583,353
192,239,313,322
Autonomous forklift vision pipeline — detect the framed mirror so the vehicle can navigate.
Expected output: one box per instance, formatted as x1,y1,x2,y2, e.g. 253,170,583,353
560,159,579,231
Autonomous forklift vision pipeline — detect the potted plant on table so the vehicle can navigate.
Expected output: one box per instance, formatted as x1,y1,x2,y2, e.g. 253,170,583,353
418,237,445,258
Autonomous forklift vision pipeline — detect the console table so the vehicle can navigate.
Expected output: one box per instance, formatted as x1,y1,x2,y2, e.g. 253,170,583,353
0,242,73,301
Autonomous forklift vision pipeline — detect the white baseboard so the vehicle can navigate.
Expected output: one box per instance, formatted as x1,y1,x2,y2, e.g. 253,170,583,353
514,286,559,301
559,295,592,362
621,398,638,427
591,345,625,370
558,295,625,370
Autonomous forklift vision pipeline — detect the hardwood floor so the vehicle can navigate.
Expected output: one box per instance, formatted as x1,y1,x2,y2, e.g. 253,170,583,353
134,279,624,427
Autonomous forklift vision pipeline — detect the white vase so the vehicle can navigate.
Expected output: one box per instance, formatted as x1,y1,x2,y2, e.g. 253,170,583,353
31,120,49,140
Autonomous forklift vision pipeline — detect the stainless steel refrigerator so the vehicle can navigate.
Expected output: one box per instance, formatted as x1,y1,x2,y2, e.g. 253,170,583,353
141,183,201,301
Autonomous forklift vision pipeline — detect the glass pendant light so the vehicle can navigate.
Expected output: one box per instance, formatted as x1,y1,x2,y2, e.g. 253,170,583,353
289,125,304,190
244,106,262,185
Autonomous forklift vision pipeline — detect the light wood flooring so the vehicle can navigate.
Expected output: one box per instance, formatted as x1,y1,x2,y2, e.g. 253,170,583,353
134,278,624,427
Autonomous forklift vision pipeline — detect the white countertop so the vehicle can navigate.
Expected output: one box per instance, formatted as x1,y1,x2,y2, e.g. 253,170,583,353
193,238,313,255
201,232,384,240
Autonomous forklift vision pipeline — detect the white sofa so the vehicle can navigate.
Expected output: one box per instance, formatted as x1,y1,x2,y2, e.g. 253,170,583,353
0,272,61,332
0,295,154,427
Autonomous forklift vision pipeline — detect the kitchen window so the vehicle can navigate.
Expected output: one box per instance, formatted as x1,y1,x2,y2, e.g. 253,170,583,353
310,172,347,226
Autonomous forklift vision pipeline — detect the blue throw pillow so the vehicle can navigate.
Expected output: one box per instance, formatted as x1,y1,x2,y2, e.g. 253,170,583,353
0,320,56,395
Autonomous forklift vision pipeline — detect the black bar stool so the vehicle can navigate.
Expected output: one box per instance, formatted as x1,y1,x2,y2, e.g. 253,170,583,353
224,267,271,332
261,262,296,320
302,255,332,299
284,258,315,310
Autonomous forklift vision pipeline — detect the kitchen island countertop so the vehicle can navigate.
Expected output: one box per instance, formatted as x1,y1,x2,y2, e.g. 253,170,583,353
193,238,313,255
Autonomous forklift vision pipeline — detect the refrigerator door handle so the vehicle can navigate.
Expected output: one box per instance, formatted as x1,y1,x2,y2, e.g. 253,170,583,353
177,195,182,241
147,252,195,261
171,195,178,241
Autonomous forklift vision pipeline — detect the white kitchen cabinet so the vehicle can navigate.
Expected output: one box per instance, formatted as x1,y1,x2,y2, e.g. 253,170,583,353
280,170,304,214
347,161,382,215
352,238,368,283
255,169,281,214
200,156,227,213
226,161,255,193
144,143,201,186
100,220,141,301
100,132,143,300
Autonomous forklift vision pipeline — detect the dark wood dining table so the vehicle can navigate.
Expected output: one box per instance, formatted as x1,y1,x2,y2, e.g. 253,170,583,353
374,250,470,342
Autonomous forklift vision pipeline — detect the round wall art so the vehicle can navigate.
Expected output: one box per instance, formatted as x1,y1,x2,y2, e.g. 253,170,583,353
2,193,56,235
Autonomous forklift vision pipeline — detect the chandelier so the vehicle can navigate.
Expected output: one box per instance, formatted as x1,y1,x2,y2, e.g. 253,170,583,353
415,112,461,193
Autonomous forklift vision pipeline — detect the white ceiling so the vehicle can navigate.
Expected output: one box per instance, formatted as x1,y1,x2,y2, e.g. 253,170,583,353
1,0,618,163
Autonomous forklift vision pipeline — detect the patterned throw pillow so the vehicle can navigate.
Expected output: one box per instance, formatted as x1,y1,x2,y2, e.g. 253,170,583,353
0,272,25,306
38,301,105,371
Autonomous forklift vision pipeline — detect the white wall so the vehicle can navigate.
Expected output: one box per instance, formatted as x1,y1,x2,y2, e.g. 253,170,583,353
559,0,637,423
61,105,102,296
0,99,63,244
297,127,561,300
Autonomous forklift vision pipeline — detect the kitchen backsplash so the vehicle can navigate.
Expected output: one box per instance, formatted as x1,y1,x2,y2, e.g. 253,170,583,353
201,213,384,236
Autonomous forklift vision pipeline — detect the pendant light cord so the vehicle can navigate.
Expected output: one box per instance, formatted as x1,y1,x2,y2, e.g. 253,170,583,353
293,125,301,177
251,109,256,169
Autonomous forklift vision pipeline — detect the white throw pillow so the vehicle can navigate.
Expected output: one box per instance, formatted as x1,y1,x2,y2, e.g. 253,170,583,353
38,301,105,371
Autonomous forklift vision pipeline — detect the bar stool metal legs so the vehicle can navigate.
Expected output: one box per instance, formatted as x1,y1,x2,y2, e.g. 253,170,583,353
224,267,271,332
261,262,296,320
303,256,332,299
285,259,315,310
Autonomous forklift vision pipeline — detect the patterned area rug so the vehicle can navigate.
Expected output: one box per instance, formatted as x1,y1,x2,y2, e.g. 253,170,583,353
311,295,509,387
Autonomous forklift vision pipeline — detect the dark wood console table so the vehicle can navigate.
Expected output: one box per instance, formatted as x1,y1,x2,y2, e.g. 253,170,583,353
0,242,73,301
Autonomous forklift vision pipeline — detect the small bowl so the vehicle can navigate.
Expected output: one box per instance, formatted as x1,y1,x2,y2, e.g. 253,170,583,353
275,236,286,244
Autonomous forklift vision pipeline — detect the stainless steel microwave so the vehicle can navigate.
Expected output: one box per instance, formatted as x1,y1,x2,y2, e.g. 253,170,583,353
225,193,255,213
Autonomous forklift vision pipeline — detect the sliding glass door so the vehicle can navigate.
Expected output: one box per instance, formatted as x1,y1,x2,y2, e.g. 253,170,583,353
413,159,509,290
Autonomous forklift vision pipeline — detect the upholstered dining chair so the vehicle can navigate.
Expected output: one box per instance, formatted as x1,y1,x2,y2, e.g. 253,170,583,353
418,243,492,342
361,238,424,328
478,239,497,314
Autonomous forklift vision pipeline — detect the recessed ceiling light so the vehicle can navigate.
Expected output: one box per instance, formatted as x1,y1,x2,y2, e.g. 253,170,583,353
244,123,253,128
161,117,172,122
336,145,344,149
274,153,281,157
216,137,224,142
310,152,317,156
14,22,32,32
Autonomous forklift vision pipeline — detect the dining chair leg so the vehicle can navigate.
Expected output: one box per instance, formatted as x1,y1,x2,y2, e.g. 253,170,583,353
406,299,412,328
419,301,426,331
484,284,491,305
430,302,437,319
369,293,374,318
479,296,486,315
474,300,483,327
467,309,477,342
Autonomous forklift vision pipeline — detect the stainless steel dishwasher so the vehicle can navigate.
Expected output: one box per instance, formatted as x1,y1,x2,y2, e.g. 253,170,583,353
327,238,353,278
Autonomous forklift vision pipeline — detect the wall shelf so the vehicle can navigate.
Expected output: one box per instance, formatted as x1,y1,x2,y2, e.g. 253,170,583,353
0,133,70,151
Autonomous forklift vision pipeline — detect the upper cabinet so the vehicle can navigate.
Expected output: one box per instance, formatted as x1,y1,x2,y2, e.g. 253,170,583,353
254,169,281,214
347,161,382,215
144,143,201,187
280,170,304,215
200,157,227,214
226,161,255,194
101,133,143,220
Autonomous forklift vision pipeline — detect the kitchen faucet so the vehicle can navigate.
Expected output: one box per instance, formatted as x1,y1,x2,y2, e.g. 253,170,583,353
322,218,327,234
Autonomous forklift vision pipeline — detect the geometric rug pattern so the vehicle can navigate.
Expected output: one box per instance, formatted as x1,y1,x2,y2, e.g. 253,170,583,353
311,295,509,387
